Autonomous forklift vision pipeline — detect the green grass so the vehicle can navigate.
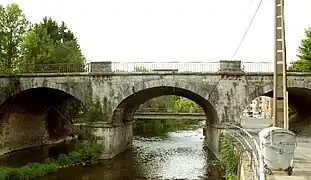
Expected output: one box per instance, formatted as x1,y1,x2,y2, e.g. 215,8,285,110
0,142,101,180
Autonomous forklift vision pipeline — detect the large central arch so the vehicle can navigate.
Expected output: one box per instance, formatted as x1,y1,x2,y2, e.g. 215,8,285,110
111,86,218,126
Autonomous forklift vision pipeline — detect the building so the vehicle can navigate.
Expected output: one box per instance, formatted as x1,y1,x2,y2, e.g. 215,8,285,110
242,96,273,120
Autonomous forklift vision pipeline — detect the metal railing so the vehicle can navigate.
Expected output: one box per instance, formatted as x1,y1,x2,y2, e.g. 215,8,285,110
136,108,205,113
223,123,265,180
0,63,90,74
0,61,303,74
110,61,274,73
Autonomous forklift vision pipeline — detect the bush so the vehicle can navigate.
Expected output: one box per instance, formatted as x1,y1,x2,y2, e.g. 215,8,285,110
219,135,239,180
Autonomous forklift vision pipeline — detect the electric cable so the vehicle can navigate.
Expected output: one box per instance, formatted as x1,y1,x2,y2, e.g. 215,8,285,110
207,0,264,101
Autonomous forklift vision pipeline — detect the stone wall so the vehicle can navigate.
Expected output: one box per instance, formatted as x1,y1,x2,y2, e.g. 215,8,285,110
91,122,133,159
0,113,48,155
1,71,311,157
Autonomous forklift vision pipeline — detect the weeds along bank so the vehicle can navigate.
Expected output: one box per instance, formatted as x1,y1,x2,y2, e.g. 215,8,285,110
0,98,104,180
215,135,239,180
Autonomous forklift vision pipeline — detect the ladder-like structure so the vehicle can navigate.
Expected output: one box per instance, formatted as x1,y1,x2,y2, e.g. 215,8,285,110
273,0,287,128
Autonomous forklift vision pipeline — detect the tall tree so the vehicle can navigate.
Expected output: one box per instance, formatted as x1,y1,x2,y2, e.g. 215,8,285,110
20,17,86,72
289,27,311,72
0,3,29,73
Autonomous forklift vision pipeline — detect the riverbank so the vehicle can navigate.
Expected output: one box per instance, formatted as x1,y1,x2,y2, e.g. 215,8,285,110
0,135,78,157
0,141,101,180
29,128,220,180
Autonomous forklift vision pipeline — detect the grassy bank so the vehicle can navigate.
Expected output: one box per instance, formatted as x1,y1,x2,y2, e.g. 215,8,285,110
0,142,101,180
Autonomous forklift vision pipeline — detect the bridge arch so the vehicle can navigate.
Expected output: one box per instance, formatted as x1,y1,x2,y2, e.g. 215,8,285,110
112,86,218,126
243,84,311,134
0,87,84,154
0,77,85,106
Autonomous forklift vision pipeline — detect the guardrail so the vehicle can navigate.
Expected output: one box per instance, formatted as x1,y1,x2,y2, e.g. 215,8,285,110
0,61,301,74
17,63,90,73
111,61,273,72
223,123,265,180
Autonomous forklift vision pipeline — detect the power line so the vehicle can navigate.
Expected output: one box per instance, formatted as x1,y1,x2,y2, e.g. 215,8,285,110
232,0,264,58
207,0,264,102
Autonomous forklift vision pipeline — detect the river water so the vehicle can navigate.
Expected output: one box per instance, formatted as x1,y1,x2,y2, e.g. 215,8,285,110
0,127,222,180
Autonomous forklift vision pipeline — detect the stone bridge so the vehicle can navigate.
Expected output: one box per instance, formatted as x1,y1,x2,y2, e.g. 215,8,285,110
0,61,311,158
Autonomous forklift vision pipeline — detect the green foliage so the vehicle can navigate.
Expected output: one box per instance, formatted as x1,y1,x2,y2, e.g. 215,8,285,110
288,59,311,72
135,95,202,135
0,3,86,73
134,119,200,136
0,3,29,73
289,27,311,72
57,98,103,123
219,135,238,180
0,142,101,180
19,17,86,72
79,98,103,123
138,95,201,113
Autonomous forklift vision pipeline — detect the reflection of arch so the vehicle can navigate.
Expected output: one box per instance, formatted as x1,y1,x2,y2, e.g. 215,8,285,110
112,86,218,125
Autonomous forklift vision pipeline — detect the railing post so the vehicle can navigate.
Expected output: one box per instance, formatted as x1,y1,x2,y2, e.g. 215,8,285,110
219,60,242,72
90,61,112,72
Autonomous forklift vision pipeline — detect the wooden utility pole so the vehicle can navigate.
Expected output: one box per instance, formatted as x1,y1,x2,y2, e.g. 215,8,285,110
273,0,287,128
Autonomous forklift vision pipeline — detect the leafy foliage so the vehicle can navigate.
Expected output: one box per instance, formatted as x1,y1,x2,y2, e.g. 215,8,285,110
0,3,29,73
135,95,202,136
289,27,311,72
138,95,201,113
0,142,101,180
19,17,86,71
219,135,238,180
134,119,200,136
0,3,86,73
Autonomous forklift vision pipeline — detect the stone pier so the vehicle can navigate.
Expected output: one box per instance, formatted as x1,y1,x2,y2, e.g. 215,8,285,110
90,122,133,159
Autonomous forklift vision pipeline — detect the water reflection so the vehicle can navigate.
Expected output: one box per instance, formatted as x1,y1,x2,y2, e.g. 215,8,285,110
1,127,221,180
0,141,78,168
37,128,220,180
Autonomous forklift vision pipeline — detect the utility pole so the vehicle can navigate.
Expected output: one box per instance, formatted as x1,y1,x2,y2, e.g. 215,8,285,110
273,0,287,128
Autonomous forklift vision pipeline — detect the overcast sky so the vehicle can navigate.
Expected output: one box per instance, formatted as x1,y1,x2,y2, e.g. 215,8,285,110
1,0,310,63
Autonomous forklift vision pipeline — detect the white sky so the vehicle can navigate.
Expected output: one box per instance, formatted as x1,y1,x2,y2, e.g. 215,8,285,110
1,0,310,63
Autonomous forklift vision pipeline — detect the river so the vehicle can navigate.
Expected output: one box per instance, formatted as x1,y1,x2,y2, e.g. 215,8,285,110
0,127,222,180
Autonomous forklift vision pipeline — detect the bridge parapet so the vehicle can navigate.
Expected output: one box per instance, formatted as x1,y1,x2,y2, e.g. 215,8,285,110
219,60,242,72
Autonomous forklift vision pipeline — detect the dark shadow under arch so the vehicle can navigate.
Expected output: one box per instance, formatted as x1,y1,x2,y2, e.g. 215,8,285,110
112,86,218,125
244,87,311,135
0,87,84,151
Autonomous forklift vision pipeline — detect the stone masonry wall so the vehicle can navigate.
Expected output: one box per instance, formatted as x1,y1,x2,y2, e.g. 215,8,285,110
0,112,48,154
91,123,133,159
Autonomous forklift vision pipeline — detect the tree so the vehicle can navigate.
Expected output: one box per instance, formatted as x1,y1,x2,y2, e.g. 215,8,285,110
20,17,86,72
289,27,311,72
0,3,29,73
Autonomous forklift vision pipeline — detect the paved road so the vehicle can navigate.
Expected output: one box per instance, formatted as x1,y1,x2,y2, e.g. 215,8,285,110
240,117,311,180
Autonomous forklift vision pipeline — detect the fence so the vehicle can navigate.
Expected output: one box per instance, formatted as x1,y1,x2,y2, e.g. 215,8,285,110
16,63,89,73
111,61,274,73
0,61,300,74
223,123,265,180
